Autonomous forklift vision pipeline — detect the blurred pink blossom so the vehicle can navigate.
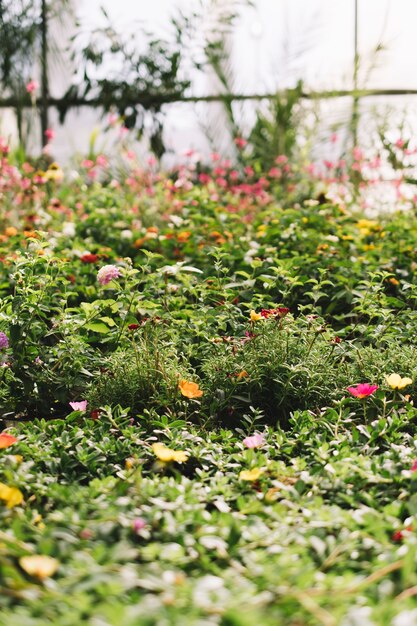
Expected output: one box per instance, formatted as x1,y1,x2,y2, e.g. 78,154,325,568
69,400,87,412
97,265,121,285
44,128,55,141
243,433,265,449
26,80,39,94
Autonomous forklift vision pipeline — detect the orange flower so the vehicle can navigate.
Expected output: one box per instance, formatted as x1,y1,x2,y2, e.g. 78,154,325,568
177,231,192,242
133,237,147,248
4,227,17,237
0,433,17,449
179,379,203,398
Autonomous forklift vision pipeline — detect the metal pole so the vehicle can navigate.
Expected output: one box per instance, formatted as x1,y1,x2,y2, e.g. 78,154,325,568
40,0,49,147
351,0,359,146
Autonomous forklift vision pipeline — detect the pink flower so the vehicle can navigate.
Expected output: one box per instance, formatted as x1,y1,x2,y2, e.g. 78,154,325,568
132,518,146,533
411,460,417,472
347,383,378,399
97,265,120,285
234,137,247,149
0,332,9,349
96,154,108,167
275,155,288,165
108,113,118,126
26,80,39,94
269,167,282,178
69,400,87,412
243,433,265,449
44,128,55,141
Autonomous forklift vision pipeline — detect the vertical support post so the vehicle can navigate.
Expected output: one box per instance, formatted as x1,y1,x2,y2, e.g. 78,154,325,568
40,0,49,147
351,0,359,147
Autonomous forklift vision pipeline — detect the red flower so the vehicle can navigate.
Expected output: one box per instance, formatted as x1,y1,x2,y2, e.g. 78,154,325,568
260,307,290,319
392,526,413,542
128,324,140,331
347,383,378,399
80,253,99,263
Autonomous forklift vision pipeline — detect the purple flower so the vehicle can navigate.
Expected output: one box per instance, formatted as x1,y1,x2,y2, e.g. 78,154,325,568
97,265,121,285
0,332,9,349
243,433,265,449
69,400,87,412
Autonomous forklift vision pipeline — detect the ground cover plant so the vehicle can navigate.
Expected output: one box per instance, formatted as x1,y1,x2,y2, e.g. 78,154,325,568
3,136,417,624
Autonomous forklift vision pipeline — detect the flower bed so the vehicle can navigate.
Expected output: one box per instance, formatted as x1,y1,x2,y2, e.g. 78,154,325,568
1,143,417,624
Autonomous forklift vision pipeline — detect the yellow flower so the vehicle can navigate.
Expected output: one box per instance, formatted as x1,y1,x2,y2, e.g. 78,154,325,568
385,373,413,390
357,218,379,236
179,380,203,398
239,468,264,481
0,482,23,508
152,443,188,464
19,555,59,580
125,457,135,470
45,163,64,182
250,310,261,322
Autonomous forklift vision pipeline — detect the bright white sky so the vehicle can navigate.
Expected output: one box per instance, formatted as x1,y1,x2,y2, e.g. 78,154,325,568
10,0,417,161
75,0,417,91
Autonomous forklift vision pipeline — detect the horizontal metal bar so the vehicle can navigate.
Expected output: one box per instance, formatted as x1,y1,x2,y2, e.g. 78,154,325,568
0,88,416,109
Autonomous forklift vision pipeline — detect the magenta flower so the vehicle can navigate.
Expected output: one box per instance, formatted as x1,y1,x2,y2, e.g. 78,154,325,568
97,265,121,285
243,433,265,449
0,332,9,349
411,460,417,472
347,383,378,399
69,400,87,412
